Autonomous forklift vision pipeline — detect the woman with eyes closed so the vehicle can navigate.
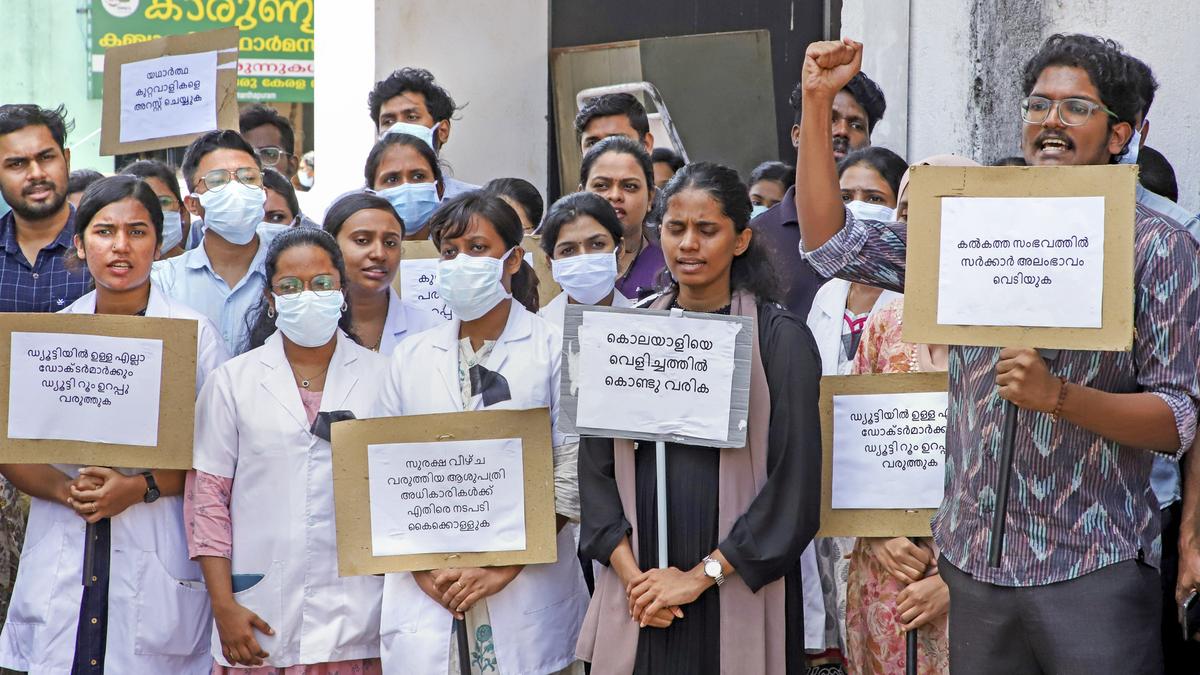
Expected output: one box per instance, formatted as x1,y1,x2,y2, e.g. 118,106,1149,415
0,176,227,674
577,163,822,675
324,191,440,354
365,132,445,241
579,136,665,301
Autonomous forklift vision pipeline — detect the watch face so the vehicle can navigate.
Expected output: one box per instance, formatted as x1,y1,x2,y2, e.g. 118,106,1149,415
705,560,722,578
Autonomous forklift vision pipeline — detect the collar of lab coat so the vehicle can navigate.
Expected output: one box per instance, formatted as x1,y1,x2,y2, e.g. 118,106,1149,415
257,328,361,434
63,281,173,317
385,286,409,341
427,299,533,407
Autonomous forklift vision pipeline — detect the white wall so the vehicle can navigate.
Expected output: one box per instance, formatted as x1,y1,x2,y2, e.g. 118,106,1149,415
374,0,550,191
840,0,911,159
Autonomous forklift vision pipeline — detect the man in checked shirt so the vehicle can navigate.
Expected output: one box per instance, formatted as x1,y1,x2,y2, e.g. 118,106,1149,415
794,35,1200,674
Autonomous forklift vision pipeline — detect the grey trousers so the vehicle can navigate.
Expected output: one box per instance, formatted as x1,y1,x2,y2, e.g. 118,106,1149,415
939,556,1163,675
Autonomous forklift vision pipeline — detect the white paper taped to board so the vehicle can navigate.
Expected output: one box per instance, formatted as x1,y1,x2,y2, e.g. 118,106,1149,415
831,391,948,510
936,196,1105,328
9,332,164,446
399,258,453,322
120,50,218,144
575,311,742,443
367,438,526,556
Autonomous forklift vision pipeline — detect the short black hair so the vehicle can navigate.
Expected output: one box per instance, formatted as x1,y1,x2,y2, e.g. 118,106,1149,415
579,136,655,190
837,146,908,198
368,67,458,127
74,175,164,246
323,191,403,237
789,72,887,131
748,161,795,191
68,169,104,195
120,160,183,206
574,93,650,139
180,129,262,192
991,156,1028,167
1125,53,1158,120
483,177,544,229
1137,146,1178,203
538,191,624,257
239,104,296,156
651,147,685,172
1021,34,1142,129
363,132,443,189
0,104,73,150
263,168,300,219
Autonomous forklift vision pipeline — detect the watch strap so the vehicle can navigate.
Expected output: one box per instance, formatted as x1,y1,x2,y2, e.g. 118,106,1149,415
702,556,725,587
141,471,160,503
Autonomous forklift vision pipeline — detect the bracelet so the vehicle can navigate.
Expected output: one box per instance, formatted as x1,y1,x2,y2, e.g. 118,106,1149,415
1050,376,1069,420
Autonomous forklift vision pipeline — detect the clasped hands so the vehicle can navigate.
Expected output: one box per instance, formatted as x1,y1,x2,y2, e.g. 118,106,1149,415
621,566,712,629
871,538,949,632
64,466,145,523
415,565,523,619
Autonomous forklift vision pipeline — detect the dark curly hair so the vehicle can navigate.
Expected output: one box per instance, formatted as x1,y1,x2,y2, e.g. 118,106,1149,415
789,72,887,131
0,104,73,150
1021,34,1142,129
368,67,459,128
652,162,781,305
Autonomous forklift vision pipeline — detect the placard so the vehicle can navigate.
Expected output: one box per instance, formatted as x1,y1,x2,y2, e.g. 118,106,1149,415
559,304,753,448
818,372,949,538
0,313,197,469
100,26,240,155
332,408,557,575
393,237,563,321
903,165,1136,351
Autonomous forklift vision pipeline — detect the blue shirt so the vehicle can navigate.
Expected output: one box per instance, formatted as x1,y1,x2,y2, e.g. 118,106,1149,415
151,227,282,355
0,208,91,313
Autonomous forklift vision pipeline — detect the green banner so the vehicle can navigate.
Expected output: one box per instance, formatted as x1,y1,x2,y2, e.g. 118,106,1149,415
88,0,314,103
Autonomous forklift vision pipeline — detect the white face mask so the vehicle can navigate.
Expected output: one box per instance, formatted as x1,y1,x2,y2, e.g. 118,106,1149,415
380,121,437,151
436,248,514,321
298,171,313,188
1118,120,1146,165
846,200,895,223
750,204,769,219
160,210,183,252
552,251,618,305
196,182,266,246
272,290,345,347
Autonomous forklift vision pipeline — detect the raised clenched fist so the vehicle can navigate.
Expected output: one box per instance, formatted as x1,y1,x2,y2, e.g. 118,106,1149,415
802,38,864,103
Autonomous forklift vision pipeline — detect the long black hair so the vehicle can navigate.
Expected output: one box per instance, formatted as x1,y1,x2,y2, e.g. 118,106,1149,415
538,192,623,257
482,177,545,228
323,191,404,236
836,146,907,198
75,175,164,245
428,192,540,314
652,162,781,305
244,228,359,351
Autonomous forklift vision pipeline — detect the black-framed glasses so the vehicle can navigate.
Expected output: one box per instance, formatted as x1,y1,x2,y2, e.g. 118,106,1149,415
1020,96,1118,127
198,167,263,192
255,146,291,167
272,274,339,296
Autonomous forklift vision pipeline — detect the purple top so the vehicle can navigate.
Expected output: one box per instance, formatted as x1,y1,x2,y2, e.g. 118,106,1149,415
615,240,666,301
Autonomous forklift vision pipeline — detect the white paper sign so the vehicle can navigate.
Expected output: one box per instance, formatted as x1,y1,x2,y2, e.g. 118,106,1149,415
575,312,741,442
9,332,164,446
119,51,218,143
831,391,948,509
399,259,453,322
937,196,1105,328
367,438,526,556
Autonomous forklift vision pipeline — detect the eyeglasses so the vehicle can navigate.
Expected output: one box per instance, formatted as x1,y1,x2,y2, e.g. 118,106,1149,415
1020,96,1118,127
198,167,263,192
255,146,291,167
272,274,339,296
156,195,179,212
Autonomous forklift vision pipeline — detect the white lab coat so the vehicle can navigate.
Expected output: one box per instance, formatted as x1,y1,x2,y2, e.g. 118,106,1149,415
380,287,442,356
376,301,589,675
801,278,899,649
193,330,388,667
0,284,228,675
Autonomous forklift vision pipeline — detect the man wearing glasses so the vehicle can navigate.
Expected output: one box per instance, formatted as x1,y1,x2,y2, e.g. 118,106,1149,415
240,104,299,186
793,34,1199,673
153,129,287,355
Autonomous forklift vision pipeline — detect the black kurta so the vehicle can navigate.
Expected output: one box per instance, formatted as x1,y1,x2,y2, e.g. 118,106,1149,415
579,301,823,674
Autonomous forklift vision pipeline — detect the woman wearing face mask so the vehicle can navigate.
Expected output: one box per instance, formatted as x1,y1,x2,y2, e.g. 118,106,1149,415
537,191,633,331
121,159,190,257
297,151,314,191
577,162,821,674
0,176,227,674
365,132,444,241
580,136,665,301
747,161,795,218
188,228,387,671
324,191,440,354
375,192,589,675
802,146,906,667
841,155,977,675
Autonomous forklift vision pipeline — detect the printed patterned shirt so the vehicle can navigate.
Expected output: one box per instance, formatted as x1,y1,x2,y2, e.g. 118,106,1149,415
805,205,1200,586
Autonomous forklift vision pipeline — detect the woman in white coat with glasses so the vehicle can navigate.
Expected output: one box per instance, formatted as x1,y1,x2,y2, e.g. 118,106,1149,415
188,228,388,672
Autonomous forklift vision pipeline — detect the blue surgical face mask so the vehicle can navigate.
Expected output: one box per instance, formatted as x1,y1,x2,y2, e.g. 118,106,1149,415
380,121,437,151
1118,120,1146,165
750,204,769,219
846,200,895,223
376,182,440,235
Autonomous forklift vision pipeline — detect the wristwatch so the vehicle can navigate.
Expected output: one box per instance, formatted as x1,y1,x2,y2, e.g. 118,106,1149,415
141,471,160,503
702,556,725,587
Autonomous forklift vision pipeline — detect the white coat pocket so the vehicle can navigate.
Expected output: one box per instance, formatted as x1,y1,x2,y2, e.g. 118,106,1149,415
134,550,212,656
212,561,284,665
6,508,64,625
